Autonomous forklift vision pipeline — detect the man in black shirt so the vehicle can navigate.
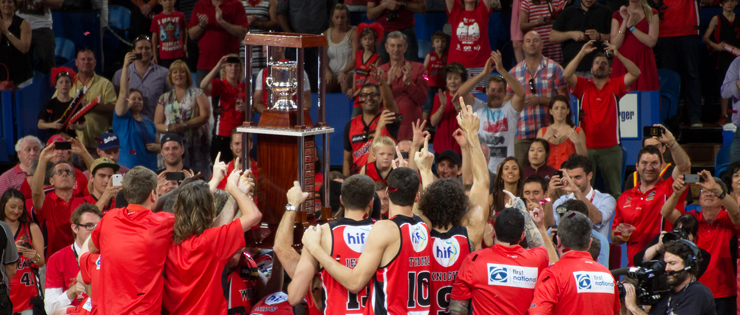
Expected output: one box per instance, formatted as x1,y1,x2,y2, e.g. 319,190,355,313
550,0,613,77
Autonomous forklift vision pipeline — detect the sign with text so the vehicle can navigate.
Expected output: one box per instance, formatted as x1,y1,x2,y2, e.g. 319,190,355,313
619,93,639,139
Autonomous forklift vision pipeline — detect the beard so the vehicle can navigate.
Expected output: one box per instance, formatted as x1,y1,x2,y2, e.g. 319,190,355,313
666,270,690,287
592,69,609,79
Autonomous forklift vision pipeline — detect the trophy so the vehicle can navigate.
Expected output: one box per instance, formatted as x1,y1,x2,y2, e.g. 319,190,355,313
265,59,298,111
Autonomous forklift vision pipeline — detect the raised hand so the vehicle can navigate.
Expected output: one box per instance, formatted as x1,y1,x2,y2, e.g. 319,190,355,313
286,180,310,207
456,96,480,134
492,50,505,74
580,40,598,55
652,124,676,147
402,62,412,84
411,119,430,148
302,225,323,253
391,146,409,169
695,170,722,196
212,152,228,183
414,135,434,172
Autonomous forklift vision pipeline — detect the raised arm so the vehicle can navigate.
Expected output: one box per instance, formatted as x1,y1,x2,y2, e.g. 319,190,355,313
412,135,434,225
697,170,740,227
457,99,489,250
604,41,640,88
32,145,54,210
456,53,495,97
287,222,330,306
563,40,596,87
225,170,263,231
651,124,691,179
494,51,525,112
115,53,136,117
660,176,687,224
405,0,427,14
200,56,227,95
272,182,310,278
372,66,398,113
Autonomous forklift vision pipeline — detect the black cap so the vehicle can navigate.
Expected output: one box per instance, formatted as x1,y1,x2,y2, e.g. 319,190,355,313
161,133,183,146
435,149,462,166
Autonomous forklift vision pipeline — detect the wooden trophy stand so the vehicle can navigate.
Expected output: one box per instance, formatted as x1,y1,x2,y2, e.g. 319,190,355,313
237,33,334,249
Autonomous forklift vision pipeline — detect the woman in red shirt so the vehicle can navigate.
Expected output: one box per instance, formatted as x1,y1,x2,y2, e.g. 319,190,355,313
445,0,496,87
201,54,246,164
536,95,587,169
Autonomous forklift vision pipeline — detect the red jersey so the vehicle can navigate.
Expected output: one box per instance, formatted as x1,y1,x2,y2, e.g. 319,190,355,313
91,205,175,315
70,194,115,216
151,11,187,60
79,252,100,313
658,0,699,37
426,51,448,88
451,244,549,315
8,222,39,312
430,226,471,315
250,292,293,315
366,215,432,315
431,91,462,155
320,218,375,315
225,252,261,315
354,50,381,108
210,78,246,137
215,159,259,191
365,162,391,184
19,180,53,200
528,251,619,315
65,296,93,315
187,0,248,70
447,0,492,68
20,168,88,200
163,219,247,315
36,191,77,259
571,75,627,149
343,114,396,174
612,177,676,266
689,209,740,299
45,246,87,308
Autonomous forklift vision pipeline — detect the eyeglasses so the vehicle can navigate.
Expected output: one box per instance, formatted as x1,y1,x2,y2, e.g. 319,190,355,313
134,35,151,42
75,223,96,231
53,169,74,176
359,93,380,99
528,78,537,94
700,189,720,196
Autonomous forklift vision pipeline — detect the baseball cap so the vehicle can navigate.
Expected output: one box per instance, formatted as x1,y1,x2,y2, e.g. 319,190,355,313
96,132,121,151
161,133,183,146
435,149,462,166
90,157,120,174
46,134,67,146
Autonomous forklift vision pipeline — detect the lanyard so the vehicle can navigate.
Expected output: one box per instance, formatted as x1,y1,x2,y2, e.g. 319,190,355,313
134,118,150,144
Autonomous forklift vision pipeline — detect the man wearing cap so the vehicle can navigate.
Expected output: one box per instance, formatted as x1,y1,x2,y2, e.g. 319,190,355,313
0,135,42,196
158,133,190,174
72,158,122,215
436,149,462,180
83,132,129,179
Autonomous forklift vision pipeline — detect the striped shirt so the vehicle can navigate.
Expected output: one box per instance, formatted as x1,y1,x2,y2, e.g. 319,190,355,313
0,165,27,197
521,0,564,64
242,0,270,76
507,56,566,139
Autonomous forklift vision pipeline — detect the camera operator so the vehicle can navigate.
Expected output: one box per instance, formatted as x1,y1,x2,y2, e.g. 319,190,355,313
623,240,715,315
633,214,710,279
661,170,740,315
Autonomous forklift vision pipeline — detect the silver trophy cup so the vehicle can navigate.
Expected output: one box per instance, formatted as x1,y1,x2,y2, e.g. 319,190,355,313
265,60,298,111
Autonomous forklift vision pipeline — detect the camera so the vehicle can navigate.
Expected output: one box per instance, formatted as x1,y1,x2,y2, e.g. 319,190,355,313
616,260,670,305
386,10,399,21
662,228,688,243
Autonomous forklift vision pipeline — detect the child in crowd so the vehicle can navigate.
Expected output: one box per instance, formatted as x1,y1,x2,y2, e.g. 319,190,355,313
703,0,740,126
349,22,383,118
151,0,188,68
423,31,449,122
360,136,396,184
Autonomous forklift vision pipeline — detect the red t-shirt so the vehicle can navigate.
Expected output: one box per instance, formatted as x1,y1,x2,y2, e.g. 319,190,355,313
431,91,462,155
150,11,187,60
70,194,115,216
65,296,92,315
570,75,627,149
426,51,448,88
21,168,89,200
343,114,396,174
451,244,548,315
163,219,247,314
79,252,100,311
430,226,471,315
366,215,432,315
226,253,260,315
187,0,248,70
45,246,87,308
529,251,620,315
353,50,380,108
250,292,293,315
365,162,390,184
36,192,78,258
210,78,246,137
447,0,492,68
690,210,740,299
371,0,416,33
658,0,699,37
8,222,38,312
612,177,679,267
91,205,175,315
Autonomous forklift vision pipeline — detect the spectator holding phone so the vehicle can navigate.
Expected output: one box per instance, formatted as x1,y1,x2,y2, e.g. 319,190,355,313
200,54,245,163
114,52,161,172
71,158,121,215
113,36,170,122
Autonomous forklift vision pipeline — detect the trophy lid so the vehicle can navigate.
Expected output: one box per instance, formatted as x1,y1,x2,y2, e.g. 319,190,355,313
243,32,328,48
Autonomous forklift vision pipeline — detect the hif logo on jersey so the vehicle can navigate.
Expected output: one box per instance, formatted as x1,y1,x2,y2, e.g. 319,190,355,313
343,225,372,253
433,238,460,267
410,224,429,252
265,292,288,305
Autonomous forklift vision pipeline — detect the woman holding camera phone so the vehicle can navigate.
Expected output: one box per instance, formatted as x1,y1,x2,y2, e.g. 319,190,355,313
0,188,45,314
114,52,161,171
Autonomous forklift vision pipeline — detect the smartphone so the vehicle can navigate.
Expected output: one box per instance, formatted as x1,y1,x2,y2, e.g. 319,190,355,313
550,225,559,246
393,113,404,124
111,174,123,187
166,172,185,181
226,56,241,64
643,126,663,137
133,53,143,60
54,141,72,150
554,170,563,178
684,174,701,184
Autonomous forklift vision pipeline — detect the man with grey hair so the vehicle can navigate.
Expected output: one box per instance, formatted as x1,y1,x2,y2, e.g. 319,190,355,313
0,135,42,196
369,31,427,141
529,211,619,315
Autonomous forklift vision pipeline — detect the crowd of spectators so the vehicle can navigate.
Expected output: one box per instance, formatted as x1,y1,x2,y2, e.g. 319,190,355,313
0,0,739,313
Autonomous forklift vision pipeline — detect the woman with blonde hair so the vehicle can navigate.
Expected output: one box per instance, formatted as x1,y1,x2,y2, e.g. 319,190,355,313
325,3,358,93
200,54,245,163
154,60,211,177
609,0,659,91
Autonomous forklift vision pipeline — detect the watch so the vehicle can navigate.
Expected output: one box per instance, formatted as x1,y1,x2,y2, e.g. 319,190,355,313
285,203,297,211
718,191,727,199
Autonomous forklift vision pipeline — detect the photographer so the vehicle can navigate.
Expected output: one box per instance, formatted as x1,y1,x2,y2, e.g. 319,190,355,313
661,170,740,315
633,214,710,279
623,240,715,315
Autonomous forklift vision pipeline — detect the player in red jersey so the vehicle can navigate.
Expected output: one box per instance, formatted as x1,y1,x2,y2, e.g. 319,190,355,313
250,292,294,315
225,249,262,314
303,167,432,315
287,175,377,314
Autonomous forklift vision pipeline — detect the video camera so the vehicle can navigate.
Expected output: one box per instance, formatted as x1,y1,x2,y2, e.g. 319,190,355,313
662,228,688,243
614,260,671,305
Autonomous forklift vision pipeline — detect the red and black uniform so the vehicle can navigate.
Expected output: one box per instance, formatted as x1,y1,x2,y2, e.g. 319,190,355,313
353,50,381,108
365,162,391,184
79,252,100,313
426,51,447,89
430,226,471,315
366,215,432,315
8,222,39,313
224,252,261,315
320,217,375,314
250,292,293,315
344,115,399,174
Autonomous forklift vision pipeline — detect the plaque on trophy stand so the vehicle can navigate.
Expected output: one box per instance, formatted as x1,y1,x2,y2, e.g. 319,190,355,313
237,33,333,248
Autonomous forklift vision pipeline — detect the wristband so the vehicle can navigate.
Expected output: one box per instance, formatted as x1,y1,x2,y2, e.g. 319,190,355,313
629,26,636,32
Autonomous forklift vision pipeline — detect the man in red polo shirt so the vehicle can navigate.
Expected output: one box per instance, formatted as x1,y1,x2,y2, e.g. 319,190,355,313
71,158,121,215
528,211,619,315
611,125,691,267
88,166,175,314
662,170,740,315
563,40,641,200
